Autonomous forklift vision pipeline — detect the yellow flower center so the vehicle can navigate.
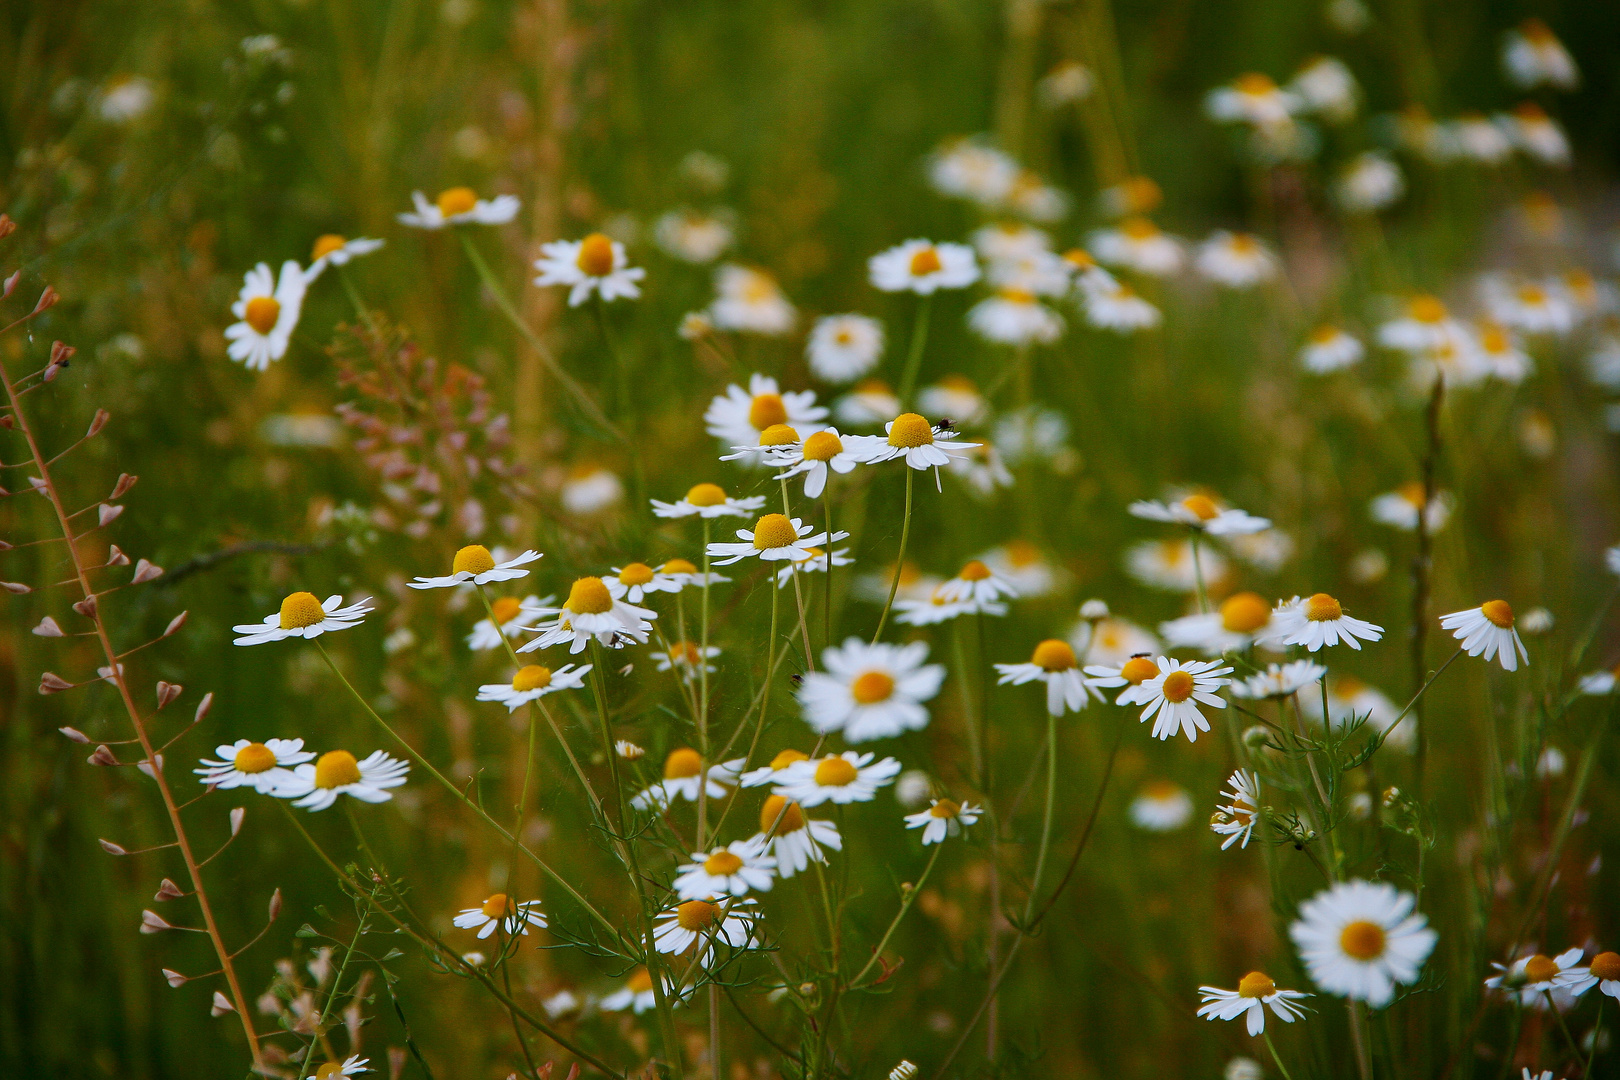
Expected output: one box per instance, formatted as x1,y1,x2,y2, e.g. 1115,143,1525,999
1589,952,1620,981
244,296,281,335
999,287,1035,304
770,749,810,770
1516,285,1546,306
315,1063,347,1080
751,514,799,550
565,577,613,614
686,483,727,507
748,393,789,431
314,750,362,790
1144,780,1182,801
1120,657,1159,684
1310,324,1341,344
1408,295,1447,323
908,246,943,276
1397,481,1427,508
453,545,497,576
1229,234,1257,254
490,596,524,625
512,666,553,693
1031,639,1077,672
662,558,697,575
668,641,703,666
1480,324,1510,352
959,560,992,581
803,430,843,461
618,563,655,587
1238,971,1276,999
834,329,853,344
627,967,653,993
1523,954,1559,983
1236,72,1277,95
929,798,961,819
664,748,703,779
312,235,347,261
233,743,277,774
758,423,800,446
1514,102,1548,123
1481,599,1514,629
1120,176,1162,212
703,851,744,876
480,893,515,919
436,187,478,217
851,671,895,704
1521,17,1554,43
814,757,860,786
1161,670,1195,703
760,794,806,834
576,233,616,277
1180,494,1220,521
676,899,721,931
278,591,326,629
1121,216,1159,240
887,413,935,448
1220,592,1271,633
1305,593,1343,622
1338,920,1387,960
1063,248,1097,269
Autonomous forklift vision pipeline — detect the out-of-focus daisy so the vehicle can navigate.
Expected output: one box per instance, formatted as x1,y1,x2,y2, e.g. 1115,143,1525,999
654,210,734,264
1224,1059,1264,1080
1135,657,1232,742
1131,492,1271,536
1411,335,1491,391
968,289,1064,345
774,546,853,588
673,841,776,900
947,443,1015,497
1377,295,1466,354
226,262,307,371
993,406,1074,470
1273,594,1384,651
1448,113,1516,164
630,748,743,810
1299,676,1410,750
408,546,542,590
1555,950,1620,1000
1481,278,1575,338
467,595,551,650
984,249,1073,297
1440,600,1528,672
533,233,645,307
928,139,1018,206
852,413,981,476
276,750,409,811
233,592,373,646
651,483,766,520
971,221,1052,263
607,562,686,604
710,264,796,335
195,739,315,794
1501,103,1570,167
397,188,520,229
1300,326,1365,373
1130,781,1193,831
1160,591,1282,654
1494,335,1539,387
599,967,663,1013
1084,654,1163,706
706,513,843,566
797,639,943,743
97,75,155,123
1194,232,1278,288
1519,607,1555,636
834,379,903,427
1224,528,1295,573
653,641,720,681
1198,972,1310,1035
1077,617,1160,667
1337,153,1404,213
773,751,902,808
894,588,978,626
1126,538,1230,593
980,541,1061,598
308,1056,369,1079
854,561,940,605
679,311,715,340
1065,247,1118,292
476,663,591,711
1083,280,1162,332
1370,484,1453,533
517,576,655,654
1098,176,1163,219
751,795,842,877
768,428,869,500
1038,60,1094,107
1578,663,1620,695
306,235,385,280
917,376,988,427
868,240,980,295
1503,19,1578,91
1289,879,1437,1007
903,798,981,845
995,639,1099,716
1205,73,1301,130
934,559,1019,610
704,373,826,461
652,897,759,957
1485,949,1585,1009
1088,217,1184,277
1004,170,1068,222
1211,769,1261,849
453,894,546,939
806,315,884,383
1231,660,1326,700
1290,56,1357,122
739,748,811,789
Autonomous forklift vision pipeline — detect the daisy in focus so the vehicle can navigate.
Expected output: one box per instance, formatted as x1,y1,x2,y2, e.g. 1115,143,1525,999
532,233,646,306
476,663,591,711
706,514,844,566
806,314,884,383
796,638,944,742
673,841,777,900
606,562,688,604
408,546,542,590
275,750,410,812
653,897,760,957
306,235,385,279
772,751,902,807
397,187,520,229
651,482,766,520
1197,972,1310,1036
1211,769,1262,850
1129,492,1271,536
1135,657,1233,742
195,739,315,794
308,1057,369,1079
630,748,744,810
1289,879,1437,1007
1082,655,1162,706
233,592,373,646
1194,231,1278,288
853,413,981,482
1273,594,1384,651
704,374,826,461
1369,484,1453,533
708,264,797,335
452,894,547,939
1299,325,1365,373
1129,781,1194,831
768,428,870,499
994,638,1099,716
225,261,307,371
1439,600,1528,672
1159,591,1282,654
466,595,551,650
868,240,980,294
1484,949,1584,1009
517,576,655,654
1554,950,1620,1001
751,795,842,877
903,798,981,845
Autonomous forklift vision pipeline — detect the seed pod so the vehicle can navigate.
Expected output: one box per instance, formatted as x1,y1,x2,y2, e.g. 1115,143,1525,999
132,559,163,584
32,285,57,314
156,681,183,708
33,616,64,637
39,671,72,693
194,692,214,724
105,545,130,567
87,745,119,766
162,968,188,988
99,838,128,856
139,909,173,934
3,581,32,595
72,595,98,618
154,879,184,901
210,991,235,1016
229,807,245,836
86,409,110,438
268,888,282,921
98,504,124,526
164,611,188,637
110,473,138,498
57,726,88,743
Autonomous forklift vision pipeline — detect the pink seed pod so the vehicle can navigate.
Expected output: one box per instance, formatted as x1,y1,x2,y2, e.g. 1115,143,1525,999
72,595,98,618
99,838,129,856
109,473,138,498
139,909,173,934
98,504,124,526
87,745,120,766
3,581,32,595
156,681,183,708
105,545,130,567
210,992,235,1016
132,559,163,583
154,879,184,901
32,616,63,637
38,671,73,693
161,968,188,988
57,726,88,743
164,611,188,637
86,409,110,438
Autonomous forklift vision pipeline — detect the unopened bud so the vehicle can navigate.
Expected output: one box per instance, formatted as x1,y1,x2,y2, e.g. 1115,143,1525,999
268,888,283,921
99,838,129,856
33,616,64,637
58,725,88,743
1241,725,1271,749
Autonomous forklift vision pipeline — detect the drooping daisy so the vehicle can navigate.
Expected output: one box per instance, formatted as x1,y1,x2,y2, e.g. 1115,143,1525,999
1289,879,1437,1007
306,235,385,280
1126,538,1230,594
1501,103,1570,167
995,639,1099,716
629,748,744,810
768,428,870,500
532,233,645,307
651,483,766,520
1370,484,1453,533
1300,325,1365,373
1130,781,1194,831
774,546,853,588
916,376,989,427
308,1056,370,1079
806,315,885,383
1135,657,1232,742
517,576,655,654
772,751,902,807
598,967,663,1014
1337,152,1404,213
653,210,735,264
1082,280,1163,332
653,641,720,680
1273,594,1384,651
397,187,520,229
706,514,843,567
276,750,410,811
408,546,542,590
1087,217,1185,277
1502,19,1578,91
1484,949,1584,1009
476,663,591,711
903,798,981,845
1130,492,1271,536
652,897,760,957
709,264,797,335
868,240,980,295
1159,591,1282,654
195,739,316,794
797,638,945,743
225,262,307,371
1084,654,1165,706
1205,73,1302,130
968,289,1064,345
1555,950,1620,1001
673,841,777,900
1299,676,1410,750
466,594,551,650
1290,55,1358,121
1377,295,1467,354
934,559,1019,611
1197,972,1310,1036
751,795,842,877
232,592,374,646
1211,769,1262,850
704,373,826,461
452,894,547,939
853,413,981,478
1439,600,1528,672
1230,660,1327,701
1194,231,1278,288
834,379,903,427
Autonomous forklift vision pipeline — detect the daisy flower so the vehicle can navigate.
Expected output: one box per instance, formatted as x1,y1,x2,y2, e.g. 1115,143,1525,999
1082,280,1162,332
452,894,547,939
1130,492,1271,536
232,592,373,646
868,240,980,295
607,562,686,604
739,748,811,788
561,465,624,515
709,264,796,335
806,315,885,383
796,638,944,742
772,751,902,807
995,638,1099,716
1004,170,1067,221
968,289,1064,345
467,594,551,650
946,443,1015,498
194,738,315,794
653,557,729,591
916,376,988,427
1077,617,1160,667
834,379,903,427
673,841,777,900
854,413,981,478
971,221,1052,263
1230,660,1327,701
653,641,720,680
1160,591,1281,655
476,663,591,711
1273,594,1384,651
1481,276,1576,337
854,561,941,605
1439,600,1528,672
1126,538,1229,593
1290,55,1358,122
928,140,1017,206
653,897,760,957
706,514,843,566
306,235,385,279
1211,769,1261,849
893,588,979,626
1064,247,1119,292
1337,152,1404,213
308,1056,370,1079
903,798,981,845
631,748,744,810
397,187,520,229
768,428,869,499
704,374,826,462
1475,322,1532,383
1377,295,1467,354
972,541,1055,598
1087,217,1184,277
517,576,655,654
1578,663,1620,695
751,795,842,877
1555,950,1620,1001
1205,72,1301,129
1448,113,1515,164
934,559,1019,610
1300,326,1365,373
1135,657,1232,742
1194,231,1278,288
651,483,766,520
1501,103,1570,167
774,546,853,588
1226,528,1296,573
408,545,542,590
225,261,307,371
993,407,1071,469
1370,484,1453,533
1197,972,1310,1036
1485,949,1584,1009
599,967,664,1014
532,233,645,307
1503,19,1578,91
984,249,1073,297
1289,879,1437,1007
654,210,734,264
276,750,410,812
1129,781,1193,831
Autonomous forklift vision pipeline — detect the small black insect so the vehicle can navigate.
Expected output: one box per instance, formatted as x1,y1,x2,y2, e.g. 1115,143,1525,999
789,673,805,688
936,417,956,432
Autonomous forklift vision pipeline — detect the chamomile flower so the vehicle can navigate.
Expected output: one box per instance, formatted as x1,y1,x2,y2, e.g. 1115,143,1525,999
606,562,686,604
854,561,940,604
916,376,989,427
1290,55,1358,122
673,841,777,900
1098,176,1163,219
1082,280,1162,331
1124,781,1190,832
1273,594,1384,651
1078,617,1161,667
834,379,903,427
947,443,1015,497
903,798,981,845
1194,231,1279,288
1088,217,1185,276
993,407,1072,468
651,483,766,519
995,639,1099,716
854,413,981,477
1578,663,1620,695
306,235,385,279
1555,950,1620,1000
807,315,885,383
225,262,307,371
1439,600,1528,671
517,576,656,654
452,895,547,939
654,210,734,264
653,897,760,957
968,289,1064,345
533,233,645,306
774,546,853,587
1300,326,1365,373
195,739,315,794
769,428,869,499
1130,492,1272,536
971,221,1053,263
1289,880,1437,1007
1126,539,1229,594
773,752,902,807
1205,73,1302,130
653,641,720,680
928,140,1017,206
751,795,842,877
466,595,551,650
1197,972,1310,1035
309,1056,370,1079
704,374,826,461
739,748,812,788
275,750,410,811
1135,657,1232,742
1377,295,1467,354
709,265,797,335
654,558,730,590
1300,676,1410,750
397,187,520,229
1230,660,1326,700
1004,170,1068,221
869,240,980,295
1084,654,1164,706
599,967,664,1013
893,588,979,626
1448,113,1515,164
706,514,844,566
232,592,373,646
984,249,1073,297
1503,19,1578,91
981,540,1062,598
934,559,1019,610
630,748,744,810
476,663,591,711
1337,152,1404,213
1485,949,1585,1009
1160,591,1282,654
1370,484,1453,533
408,546,542,590
1211,769,1262,849
1502,103,1570,167
796,639,944,742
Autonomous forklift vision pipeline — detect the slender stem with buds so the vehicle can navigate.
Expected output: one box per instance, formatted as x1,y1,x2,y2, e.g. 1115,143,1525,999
848,844,942,989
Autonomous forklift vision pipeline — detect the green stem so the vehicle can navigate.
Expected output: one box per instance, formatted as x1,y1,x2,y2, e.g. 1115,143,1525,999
293,887,370,1080
897,293,933,408
1189,530,1209,615
872,467,915,643
1022,713,1060,924
848,844,943,989
338,266,382,339
822,483,836,652
953,621,983,784
1262,1030,1298,1080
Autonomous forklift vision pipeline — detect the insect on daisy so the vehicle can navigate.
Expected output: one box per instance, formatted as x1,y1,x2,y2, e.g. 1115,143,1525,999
704,374,826,463
1555,950,1620,1001
1135,657,1233,742
868,240,980,295
1299,325,1365,373
706,514,844,566
1439,600,1529,671
806,314,885,383
651,482,766,520
475,663,591,711
1197,972,1310,1035
1273,594,1384,651
630,748,744,810
1211,769,1262,850
232,592,373,646
772,751,902,807
854,413,981,487
1084,654,1164,706
673,841,777,900
466,594,552,651
1129,781,1193,831
1484,948,1584,1009
1288,879,1437,1007
407,545,542,590
275,750,410,811
309,1056,370,1079
517,576,655,654
1159,591,1282,655
796,638,945,743
751,795,843,877
452,894,547,939
532,232,646,306
397,187,520,229
995,639,1099,716
653,897,760,957
194,738,315,794
1129,492,1271,536
225,261,307,371
305,235,385,281
767,427,871,499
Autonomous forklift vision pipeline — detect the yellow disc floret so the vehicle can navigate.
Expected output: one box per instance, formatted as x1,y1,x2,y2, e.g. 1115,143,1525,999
618,563,655,587
1236,72,1277,95
1031,639,1077,672
576,233,616,276
1523,954,1559,983
1219,592,1271,633
1589,951,1620,980
314,750,362,790
627,967,653,993
929,798,961,819
703,850,744,876
760,795,806,834
1408,295,1447,323
1161,670,1195,703
565,577,613,614
233,743,277,774
751,514,800,550
664,748,703,779
1237,971,1276,999
661,558,697,575
453,544,497,576
245,296,281,335
686,483,727,507
814,757,859,786
887,413,935,448
769,748,810,771
480,893,515,919
1305,593,1344,622
908,246,943,276
1120,657,1159,685
1481,599,1514,628
279,591,326,630
512,666,553,693
1338,920,1387,960
959,560,992,581
312,235,347,261
748,393,788,431
758,423,799,446
490,596,524,625
1181,493,1220,521
676,899,721,931
803,430,843,461
851,671,895,704
436,187,478,217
